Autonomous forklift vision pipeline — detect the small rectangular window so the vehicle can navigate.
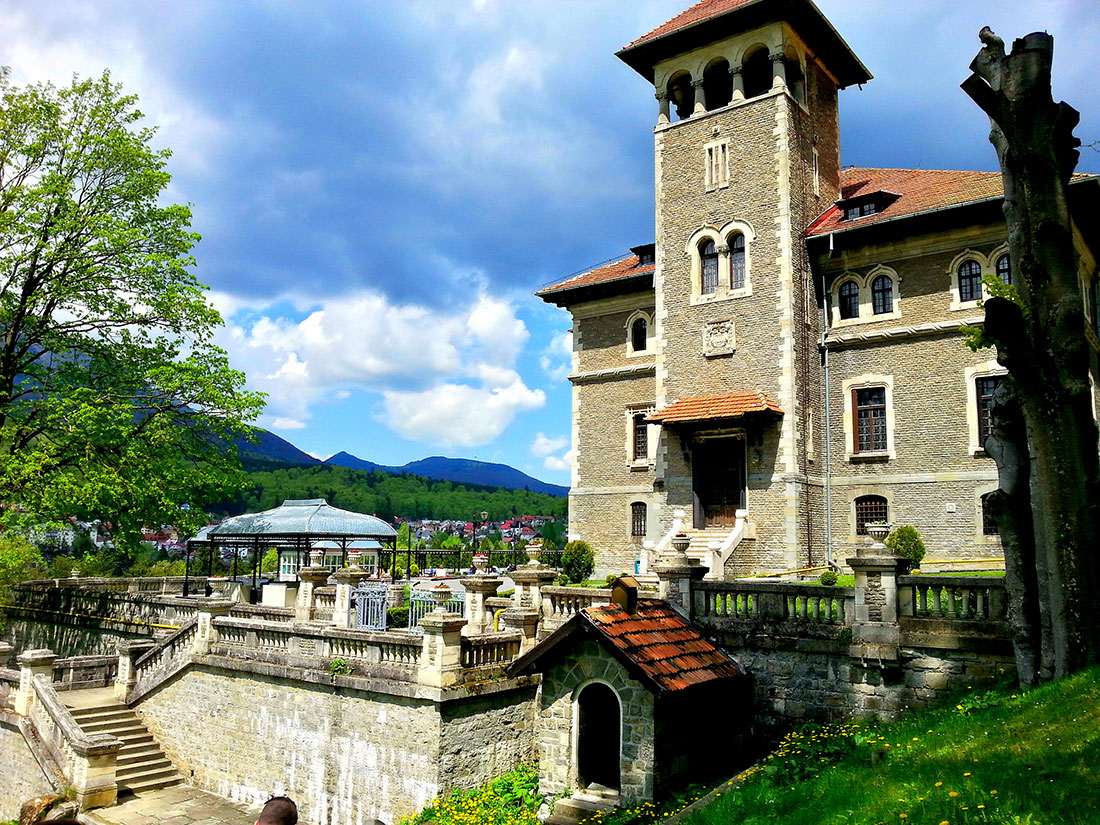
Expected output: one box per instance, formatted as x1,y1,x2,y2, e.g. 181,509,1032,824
631,502,646,537
632,413,648,462
854,387,887,453
982,498,999,535
704,140,729,190
976,375,1004,448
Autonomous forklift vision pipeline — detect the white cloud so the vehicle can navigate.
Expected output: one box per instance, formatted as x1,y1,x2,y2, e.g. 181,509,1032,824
464,43,545,124
539,330,573,382
270,417,307,430
543,449,574,472
531,432,568,457
306,451,333,461
382,375,545,447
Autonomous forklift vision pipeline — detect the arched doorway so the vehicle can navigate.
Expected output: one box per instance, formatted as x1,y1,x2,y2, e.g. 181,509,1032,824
576,682,621,790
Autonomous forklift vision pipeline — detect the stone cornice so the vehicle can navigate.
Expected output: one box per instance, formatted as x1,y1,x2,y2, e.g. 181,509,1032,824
569,363,656,384
824,316,984,348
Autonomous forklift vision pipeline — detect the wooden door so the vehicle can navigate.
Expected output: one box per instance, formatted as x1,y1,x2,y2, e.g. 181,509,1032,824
693,437,746,528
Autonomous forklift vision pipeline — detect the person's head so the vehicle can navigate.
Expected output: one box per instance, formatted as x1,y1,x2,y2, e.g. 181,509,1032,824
256,796,297,825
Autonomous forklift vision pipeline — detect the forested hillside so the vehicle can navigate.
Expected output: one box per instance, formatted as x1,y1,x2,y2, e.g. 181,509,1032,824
217,461,567,522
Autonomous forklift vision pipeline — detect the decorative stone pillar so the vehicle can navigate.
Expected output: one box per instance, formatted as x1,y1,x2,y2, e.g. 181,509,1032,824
0,640,13,667
113,639,157,702
691,77,706,114
194,599,234,655
71,736,122,810
295,549,330,622
770,52,788,89
502,607,540,655
847,524,905,662
655,89,670,123
330,565,363,629
511,559,557,615
653,536,707,618
418,588,467,688
463,574,503,635
15,649,56,716
730,66,745,101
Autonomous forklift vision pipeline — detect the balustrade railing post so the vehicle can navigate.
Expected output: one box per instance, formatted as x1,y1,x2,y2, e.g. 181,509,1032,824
847,541,906,663
418,607,467,688
464,574,504,635
15,649,56,716
114,639,157,703
511,560,557,616
194,600,234,655
501,608,540,655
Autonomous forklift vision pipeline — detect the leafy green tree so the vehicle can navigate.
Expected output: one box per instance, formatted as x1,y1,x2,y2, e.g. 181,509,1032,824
0,533,45,594
561,540,595,584
0,69,264,551
261,548,278,573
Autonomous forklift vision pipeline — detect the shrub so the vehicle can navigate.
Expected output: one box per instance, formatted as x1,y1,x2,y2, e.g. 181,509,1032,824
329,658,354,676
387,606,410,628
391,565,403,579
410,563,420,577
884,525,926,571
819,569,838,586
560,540,595,584
605,573,617,586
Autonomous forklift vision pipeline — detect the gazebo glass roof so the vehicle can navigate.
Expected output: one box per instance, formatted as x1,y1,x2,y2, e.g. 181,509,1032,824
192,499,396,545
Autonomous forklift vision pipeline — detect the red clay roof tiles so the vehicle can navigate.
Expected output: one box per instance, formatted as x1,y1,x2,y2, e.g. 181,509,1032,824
625,0,760,50
646,391,783,424
582,599,743,692
537,253,654,297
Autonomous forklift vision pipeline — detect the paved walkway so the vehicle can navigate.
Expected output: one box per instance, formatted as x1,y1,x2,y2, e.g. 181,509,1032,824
87,786,258,825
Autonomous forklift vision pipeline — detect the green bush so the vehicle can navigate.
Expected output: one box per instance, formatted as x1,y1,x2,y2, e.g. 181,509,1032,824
560,540,595,584
391,565,403,579
819,569,838,586
329,658,354,676
410,563,420,577
885,525,926,571
387,606,410,628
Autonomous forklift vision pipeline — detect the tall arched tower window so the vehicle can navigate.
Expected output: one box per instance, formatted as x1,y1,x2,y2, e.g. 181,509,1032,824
871,274,893,315
700,239,719,294
996,253,1012,286
703,58,732,110
742,48,772,99
631,317,647,352
730,234,746,289
839,280,859,319
958,260,982,303
666,71,693,121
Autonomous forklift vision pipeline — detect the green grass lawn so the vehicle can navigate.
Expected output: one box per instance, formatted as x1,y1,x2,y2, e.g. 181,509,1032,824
677,666,1100,825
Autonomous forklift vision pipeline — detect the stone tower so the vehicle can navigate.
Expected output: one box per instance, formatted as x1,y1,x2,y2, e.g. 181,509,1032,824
616,0,872,574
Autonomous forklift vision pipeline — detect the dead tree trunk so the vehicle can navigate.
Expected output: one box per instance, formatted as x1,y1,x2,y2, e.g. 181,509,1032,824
963,29,1100,679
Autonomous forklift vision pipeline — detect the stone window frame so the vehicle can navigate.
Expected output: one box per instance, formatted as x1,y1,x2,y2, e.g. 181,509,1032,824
964,361,1008,456
703,138,730,191
625,404,657,470
842,373,895,461
830,265,901,328
624,309,655,358
630,501,648,540
685,220,755,306
569,678,625,790
845,485,893,542
948,248,1002,311
973,482,1003,547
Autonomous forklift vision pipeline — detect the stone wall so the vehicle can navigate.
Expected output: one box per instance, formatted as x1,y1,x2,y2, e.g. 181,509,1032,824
2,617,145,658
537,637,655,804
0,713,54,819
133,658,537,825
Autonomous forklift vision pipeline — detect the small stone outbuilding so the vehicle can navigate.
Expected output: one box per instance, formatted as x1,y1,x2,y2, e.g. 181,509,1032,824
510,579,751,803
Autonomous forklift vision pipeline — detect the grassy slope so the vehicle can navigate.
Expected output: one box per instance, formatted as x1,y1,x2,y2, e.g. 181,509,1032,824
681,666,1100,825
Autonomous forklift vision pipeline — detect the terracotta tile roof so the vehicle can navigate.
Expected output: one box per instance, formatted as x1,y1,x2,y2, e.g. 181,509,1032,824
806,167,1010,236
625,0,760,50
584,599,743,691
537,253,655,297
647,391,783,424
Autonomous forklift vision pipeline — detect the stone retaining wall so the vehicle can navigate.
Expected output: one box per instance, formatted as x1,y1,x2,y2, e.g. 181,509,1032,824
0,711,55,819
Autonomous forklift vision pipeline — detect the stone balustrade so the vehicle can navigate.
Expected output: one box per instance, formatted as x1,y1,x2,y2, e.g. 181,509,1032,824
898,576,1006,622
50,655,119,691
15,650,121,809
228,603,294,622
461,631,523,669
695,581,854,626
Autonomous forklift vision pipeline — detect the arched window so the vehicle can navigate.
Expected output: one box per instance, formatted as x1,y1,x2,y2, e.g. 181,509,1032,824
855,495,888,535
958,260,982,303
838,280,859,320
700,239,719,295
703,58,732,110
730,234,746,289
742,48,772,99
784,57,806,105
871,274,893,315
666,72,693,121
996,253,1012,286
630,317,647,352
631,502,647,537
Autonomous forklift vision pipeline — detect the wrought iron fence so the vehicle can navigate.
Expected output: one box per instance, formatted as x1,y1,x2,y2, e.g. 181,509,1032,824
352,582,390,631
407,589,466,632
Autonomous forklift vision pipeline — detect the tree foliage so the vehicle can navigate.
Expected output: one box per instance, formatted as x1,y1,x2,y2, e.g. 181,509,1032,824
561,540,595,584
0,69,264,550
0,532,44,594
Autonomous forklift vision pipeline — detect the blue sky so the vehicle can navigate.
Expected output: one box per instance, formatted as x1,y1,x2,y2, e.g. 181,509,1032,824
4,0,1098,486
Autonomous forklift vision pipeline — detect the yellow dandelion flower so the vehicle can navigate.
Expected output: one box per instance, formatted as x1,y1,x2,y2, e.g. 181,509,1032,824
935,782,943,787
949,791,959,798
964,772,971,777
991,790,998,795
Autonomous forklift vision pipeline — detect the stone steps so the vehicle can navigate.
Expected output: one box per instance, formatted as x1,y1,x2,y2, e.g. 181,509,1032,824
548,784,619,825
69,700,182,795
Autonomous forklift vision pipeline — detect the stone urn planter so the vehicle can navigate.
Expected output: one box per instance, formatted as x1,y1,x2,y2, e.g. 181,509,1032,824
866,522,892,551
525,541,542,562
473,553,489,573
432,583,452,612
671,533,690,553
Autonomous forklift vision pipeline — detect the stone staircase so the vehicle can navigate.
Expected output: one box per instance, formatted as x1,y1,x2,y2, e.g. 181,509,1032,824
545,784,619,825
68,700,182,795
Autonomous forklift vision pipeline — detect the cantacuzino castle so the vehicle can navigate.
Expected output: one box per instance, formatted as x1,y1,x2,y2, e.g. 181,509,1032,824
538,0,1100,580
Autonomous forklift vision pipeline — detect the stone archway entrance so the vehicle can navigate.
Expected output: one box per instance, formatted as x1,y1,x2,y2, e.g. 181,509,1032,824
577,682,621,789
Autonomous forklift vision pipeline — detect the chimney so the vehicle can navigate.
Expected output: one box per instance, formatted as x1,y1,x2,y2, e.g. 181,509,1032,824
610,576,640,615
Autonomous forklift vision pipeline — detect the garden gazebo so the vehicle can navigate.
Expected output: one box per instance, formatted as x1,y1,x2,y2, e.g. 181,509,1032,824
185,499,398,599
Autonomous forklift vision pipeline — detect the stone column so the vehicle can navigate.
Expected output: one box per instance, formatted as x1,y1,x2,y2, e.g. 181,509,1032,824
463,575,503,636
730,66,745,101
15,649,56,716
653,536,708,619
295,549,330,623
418,608,467,688
194,599,235,655
331,565,365,629
655,89,670,124
847,529,906,662
770,52,788,89
511,560,557,616
71,737,122,809
113,639,157,702
691,78,706,114
502,607,540,655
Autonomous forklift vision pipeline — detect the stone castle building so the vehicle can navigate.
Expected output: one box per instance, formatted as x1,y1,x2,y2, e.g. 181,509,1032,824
538,0,1100,579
